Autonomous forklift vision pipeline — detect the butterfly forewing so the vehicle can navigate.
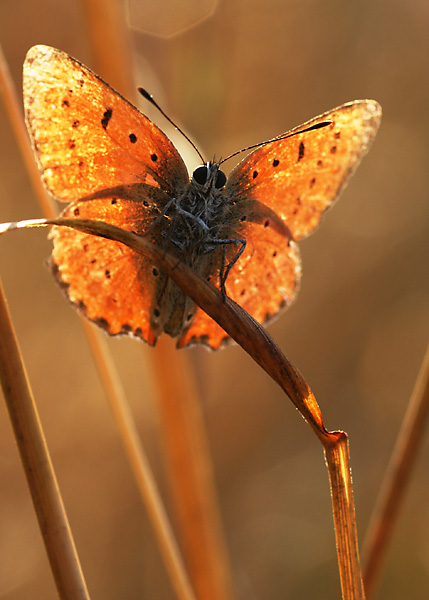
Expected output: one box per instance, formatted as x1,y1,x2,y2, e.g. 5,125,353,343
23,45,189,202
226,100,381,241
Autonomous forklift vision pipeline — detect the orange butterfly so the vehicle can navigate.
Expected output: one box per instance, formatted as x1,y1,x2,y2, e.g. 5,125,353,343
23,45,381,349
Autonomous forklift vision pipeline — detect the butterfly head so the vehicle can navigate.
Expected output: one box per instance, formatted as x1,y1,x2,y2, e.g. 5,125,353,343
191,162,227,192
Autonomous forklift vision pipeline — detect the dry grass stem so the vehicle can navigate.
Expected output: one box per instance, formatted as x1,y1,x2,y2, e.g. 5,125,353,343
85,8,236,597
85,327,198,600
325,434,365,600
81,0,136,100
154,339,236,600
0,44,56,217
362,344,429,598
0,279,91,600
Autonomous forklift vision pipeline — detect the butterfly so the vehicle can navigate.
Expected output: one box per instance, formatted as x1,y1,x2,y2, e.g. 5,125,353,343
23,45,381,350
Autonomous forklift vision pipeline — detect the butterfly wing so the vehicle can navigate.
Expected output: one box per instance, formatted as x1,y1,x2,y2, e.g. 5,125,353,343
23,45,189,201
50,192,174,344
178,217,301,349
24,45,189,345
179,100,381,349
225,100,381,241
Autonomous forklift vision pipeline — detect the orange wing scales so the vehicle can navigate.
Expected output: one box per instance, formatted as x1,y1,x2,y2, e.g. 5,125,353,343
226,100,381,241
24,45,189,202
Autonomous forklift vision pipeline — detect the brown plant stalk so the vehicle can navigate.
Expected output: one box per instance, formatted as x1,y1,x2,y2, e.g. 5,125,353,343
362,344,429,598
0,278,91,600
84,6,237,595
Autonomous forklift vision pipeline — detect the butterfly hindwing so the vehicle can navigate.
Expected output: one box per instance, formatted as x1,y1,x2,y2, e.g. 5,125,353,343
50,195,173,344
178,219,301,349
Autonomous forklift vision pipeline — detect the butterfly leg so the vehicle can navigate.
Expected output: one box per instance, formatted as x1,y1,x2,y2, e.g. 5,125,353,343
216,238,246,298
152,196,178,225
156,197,210,234
174,204,210,234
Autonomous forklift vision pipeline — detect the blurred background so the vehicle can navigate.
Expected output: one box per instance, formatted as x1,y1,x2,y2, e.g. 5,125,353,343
0,1,428,598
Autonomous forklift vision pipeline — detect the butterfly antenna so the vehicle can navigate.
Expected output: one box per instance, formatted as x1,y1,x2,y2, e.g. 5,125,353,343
138,88,205,163
219,120,332,165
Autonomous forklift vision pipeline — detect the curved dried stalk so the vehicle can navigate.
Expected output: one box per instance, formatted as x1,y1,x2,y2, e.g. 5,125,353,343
33,216,368,600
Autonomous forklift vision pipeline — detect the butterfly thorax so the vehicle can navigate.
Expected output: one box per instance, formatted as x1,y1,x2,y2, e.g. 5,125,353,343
164,161,230,259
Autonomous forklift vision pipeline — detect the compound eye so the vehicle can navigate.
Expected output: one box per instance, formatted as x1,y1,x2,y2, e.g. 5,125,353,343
215,169,227,189
192,164,209,185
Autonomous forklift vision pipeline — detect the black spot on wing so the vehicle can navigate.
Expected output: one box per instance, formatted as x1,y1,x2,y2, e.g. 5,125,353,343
298,141,305,162
101,108,113,130
129,133,137,143
292,196,302,215
95,317,109,330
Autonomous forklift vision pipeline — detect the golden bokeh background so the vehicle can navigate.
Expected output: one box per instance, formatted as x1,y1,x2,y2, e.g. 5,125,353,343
0,1,428,599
